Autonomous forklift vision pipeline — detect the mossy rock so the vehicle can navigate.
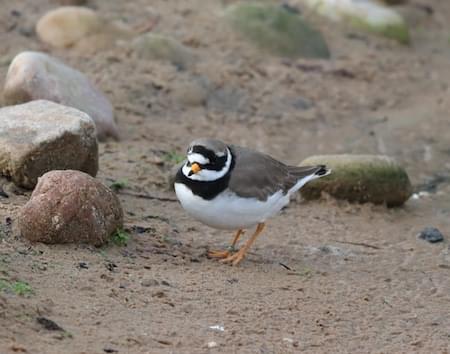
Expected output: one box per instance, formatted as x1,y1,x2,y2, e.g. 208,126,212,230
347,13,409,44
299,155,412,206
132,33,195,69
302,0,409,44
224,3,330,59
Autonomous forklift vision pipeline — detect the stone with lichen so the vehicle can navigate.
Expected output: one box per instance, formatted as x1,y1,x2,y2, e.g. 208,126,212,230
224,2,330,58
301,0,409,44
299,154,412,206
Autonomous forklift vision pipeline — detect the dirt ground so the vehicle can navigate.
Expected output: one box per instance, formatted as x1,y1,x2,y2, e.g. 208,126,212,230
1,0,450,353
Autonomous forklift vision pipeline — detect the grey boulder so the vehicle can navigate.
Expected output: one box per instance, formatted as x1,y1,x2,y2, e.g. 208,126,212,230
0,100,98,189
224,3,330,59
3,51,119,141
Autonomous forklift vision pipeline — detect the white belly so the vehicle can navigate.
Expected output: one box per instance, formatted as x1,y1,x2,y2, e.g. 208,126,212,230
174,183,290,230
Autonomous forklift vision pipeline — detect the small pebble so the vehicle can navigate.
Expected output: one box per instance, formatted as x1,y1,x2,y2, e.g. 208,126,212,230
141,278,160,287
106,262,118,272
103,348,118,354
209,325,225,332
78,262,89,269
131,225,152,234
418,227,444,243
207,341,218,348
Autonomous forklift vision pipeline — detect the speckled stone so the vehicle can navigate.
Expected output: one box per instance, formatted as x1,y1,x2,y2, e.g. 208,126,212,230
18,170,123,245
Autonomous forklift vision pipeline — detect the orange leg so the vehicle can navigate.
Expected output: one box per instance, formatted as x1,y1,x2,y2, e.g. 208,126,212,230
208,229,243,259
220,223,266,266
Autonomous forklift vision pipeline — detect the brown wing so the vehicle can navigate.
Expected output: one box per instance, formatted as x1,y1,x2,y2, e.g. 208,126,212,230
228,145,324,201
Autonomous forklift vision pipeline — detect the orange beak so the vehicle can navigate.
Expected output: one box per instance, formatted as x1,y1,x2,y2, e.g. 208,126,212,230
190,163,201,174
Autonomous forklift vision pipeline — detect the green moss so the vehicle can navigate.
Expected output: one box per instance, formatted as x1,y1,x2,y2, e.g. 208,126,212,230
164,151,185,164
111,228,130,246
225,3,330,58
109,179,128,191
347,16,409,44
300,155,412,207
0,279,34,296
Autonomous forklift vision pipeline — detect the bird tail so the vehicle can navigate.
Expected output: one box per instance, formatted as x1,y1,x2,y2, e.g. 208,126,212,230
313,164,331,177
288,164,331,179
287,164,331,194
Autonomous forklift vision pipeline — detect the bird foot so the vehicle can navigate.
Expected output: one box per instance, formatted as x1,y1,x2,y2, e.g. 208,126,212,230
208,249,231,259
208,245,237,259
219,248,247,266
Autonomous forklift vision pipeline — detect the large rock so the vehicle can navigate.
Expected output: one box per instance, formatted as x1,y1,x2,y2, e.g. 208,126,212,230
171,77,209,106
132,33,195,70
224,3,330,59
3,51,119,141
301,0,409,44
18,170,123,246
36,6,133,51
299,155,412,206
36,6,102,48
0,100,98,189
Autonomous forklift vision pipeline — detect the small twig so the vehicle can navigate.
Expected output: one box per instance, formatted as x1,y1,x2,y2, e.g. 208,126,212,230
145,214,171,224
331,240,381,250
279,262,292,271
118,191,177,202
36,317,64,331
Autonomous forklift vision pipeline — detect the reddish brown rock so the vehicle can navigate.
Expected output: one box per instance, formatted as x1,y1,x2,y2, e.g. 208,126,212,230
18,170,123,245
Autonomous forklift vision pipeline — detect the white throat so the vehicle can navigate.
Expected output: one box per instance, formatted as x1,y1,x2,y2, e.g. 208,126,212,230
182,148,232,182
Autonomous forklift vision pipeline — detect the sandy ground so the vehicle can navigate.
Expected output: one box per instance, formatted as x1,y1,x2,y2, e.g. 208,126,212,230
1,0,450,353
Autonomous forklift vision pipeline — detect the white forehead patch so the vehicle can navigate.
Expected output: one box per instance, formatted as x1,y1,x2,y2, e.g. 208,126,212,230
187,153,210,165
182,148,231,182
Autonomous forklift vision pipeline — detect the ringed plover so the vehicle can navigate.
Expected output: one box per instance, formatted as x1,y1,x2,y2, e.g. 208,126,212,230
174,138,330,265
